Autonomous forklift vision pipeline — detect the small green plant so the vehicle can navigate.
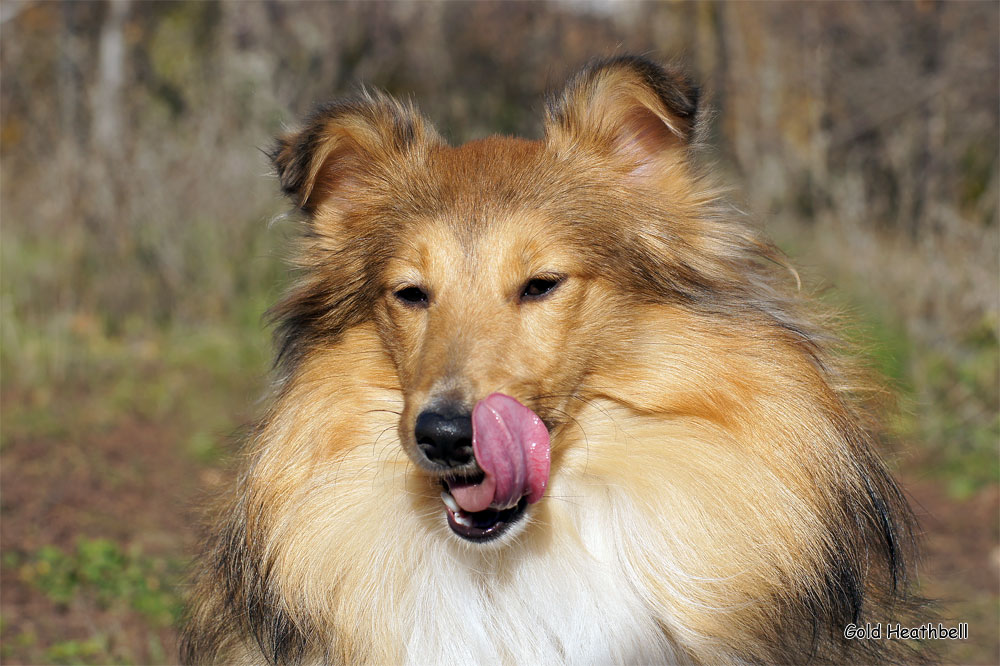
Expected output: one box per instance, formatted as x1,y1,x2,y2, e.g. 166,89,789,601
918,315,1000,497
45,637,111,665
19,539,184,627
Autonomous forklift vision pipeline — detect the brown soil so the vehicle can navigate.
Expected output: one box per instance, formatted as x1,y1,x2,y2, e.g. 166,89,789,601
0,415,217,665
903,472,1000,665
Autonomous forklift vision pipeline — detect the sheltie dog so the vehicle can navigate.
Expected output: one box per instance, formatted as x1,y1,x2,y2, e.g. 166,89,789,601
182,57,922,664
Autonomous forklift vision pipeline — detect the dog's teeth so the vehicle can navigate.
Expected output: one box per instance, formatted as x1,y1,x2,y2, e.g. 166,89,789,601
441,491,460,514
453,512,472,527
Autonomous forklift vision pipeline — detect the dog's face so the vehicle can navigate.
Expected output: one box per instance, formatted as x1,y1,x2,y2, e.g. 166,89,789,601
270,58,705,542
378,197,596,539
377,198,588,448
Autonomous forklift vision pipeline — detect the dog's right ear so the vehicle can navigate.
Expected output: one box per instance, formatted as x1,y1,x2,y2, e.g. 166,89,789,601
271,94,440,214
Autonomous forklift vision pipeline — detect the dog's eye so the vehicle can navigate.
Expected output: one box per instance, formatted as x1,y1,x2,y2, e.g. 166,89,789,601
394,286,429,307
520,277,562,302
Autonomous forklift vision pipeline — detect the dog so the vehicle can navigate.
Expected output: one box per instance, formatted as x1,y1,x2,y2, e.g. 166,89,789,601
182,56,922,664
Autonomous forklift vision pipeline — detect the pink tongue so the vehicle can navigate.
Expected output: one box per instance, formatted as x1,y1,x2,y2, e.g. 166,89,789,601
449,393,551,513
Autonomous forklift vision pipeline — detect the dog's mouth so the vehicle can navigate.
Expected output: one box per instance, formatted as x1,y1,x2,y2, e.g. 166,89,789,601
440,475,528,542
434,393,550,543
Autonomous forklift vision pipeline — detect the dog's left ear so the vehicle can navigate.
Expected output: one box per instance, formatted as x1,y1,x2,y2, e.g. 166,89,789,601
544,56,700,176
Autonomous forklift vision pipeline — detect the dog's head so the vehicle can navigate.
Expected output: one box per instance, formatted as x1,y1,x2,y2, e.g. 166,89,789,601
269,57,716,542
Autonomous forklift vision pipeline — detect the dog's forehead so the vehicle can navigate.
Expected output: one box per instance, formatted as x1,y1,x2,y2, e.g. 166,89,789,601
382,134,616,273
416,136,550,217
431,135,544,176
382,137,542,239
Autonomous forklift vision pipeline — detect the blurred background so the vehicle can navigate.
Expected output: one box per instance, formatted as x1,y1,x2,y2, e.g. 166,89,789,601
1,1,996,663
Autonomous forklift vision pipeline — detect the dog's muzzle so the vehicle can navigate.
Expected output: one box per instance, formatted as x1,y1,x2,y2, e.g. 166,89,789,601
417,393,551,543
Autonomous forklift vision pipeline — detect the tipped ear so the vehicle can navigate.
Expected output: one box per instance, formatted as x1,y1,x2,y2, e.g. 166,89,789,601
271,93,441,213
544,56,700,174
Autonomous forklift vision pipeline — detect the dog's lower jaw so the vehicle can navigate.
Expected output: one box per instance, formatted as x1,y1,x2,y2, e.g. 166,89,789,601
441,490,529,543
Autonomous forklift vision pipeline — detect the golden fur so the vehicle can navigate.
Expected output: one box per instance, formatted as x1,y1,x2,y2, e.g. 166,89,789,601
182,57,921,664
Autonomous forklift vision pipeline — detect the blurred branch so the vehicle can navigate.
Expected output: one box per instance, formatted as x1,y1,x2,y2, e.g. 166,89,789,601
828,77,950,149
93,0,129,153
0,0,28,26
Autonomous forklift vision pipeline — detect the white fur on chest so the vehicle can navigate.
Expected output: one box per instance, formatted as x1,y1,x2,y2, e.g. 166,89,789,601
402,490,681,665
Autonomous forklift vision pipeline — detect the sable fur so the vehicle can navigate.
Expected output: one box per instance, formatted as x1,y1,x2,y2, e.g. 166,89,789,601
182,56,924,665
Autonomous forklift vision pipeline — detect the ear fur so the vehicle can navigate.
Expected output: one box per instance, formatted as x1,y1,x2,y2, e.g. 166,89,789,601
270,92,441,213
545,56,701,173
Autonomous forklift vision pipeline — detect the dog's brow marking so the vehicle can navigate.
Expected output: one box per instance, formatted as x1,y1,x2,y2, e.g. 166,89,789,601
454,217,480,255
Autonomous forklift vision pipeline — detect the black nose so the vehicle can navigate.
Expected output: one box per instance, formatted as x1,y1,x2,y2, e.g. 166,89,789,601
414,410,474,467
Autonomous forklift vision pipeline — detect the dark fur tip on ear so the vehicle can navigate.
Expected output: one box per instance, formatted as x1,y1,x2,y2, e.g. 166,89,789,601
270,95,437,212
601,56,700,136
269,100,355,211
269,132,311,207
547,55,702,145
